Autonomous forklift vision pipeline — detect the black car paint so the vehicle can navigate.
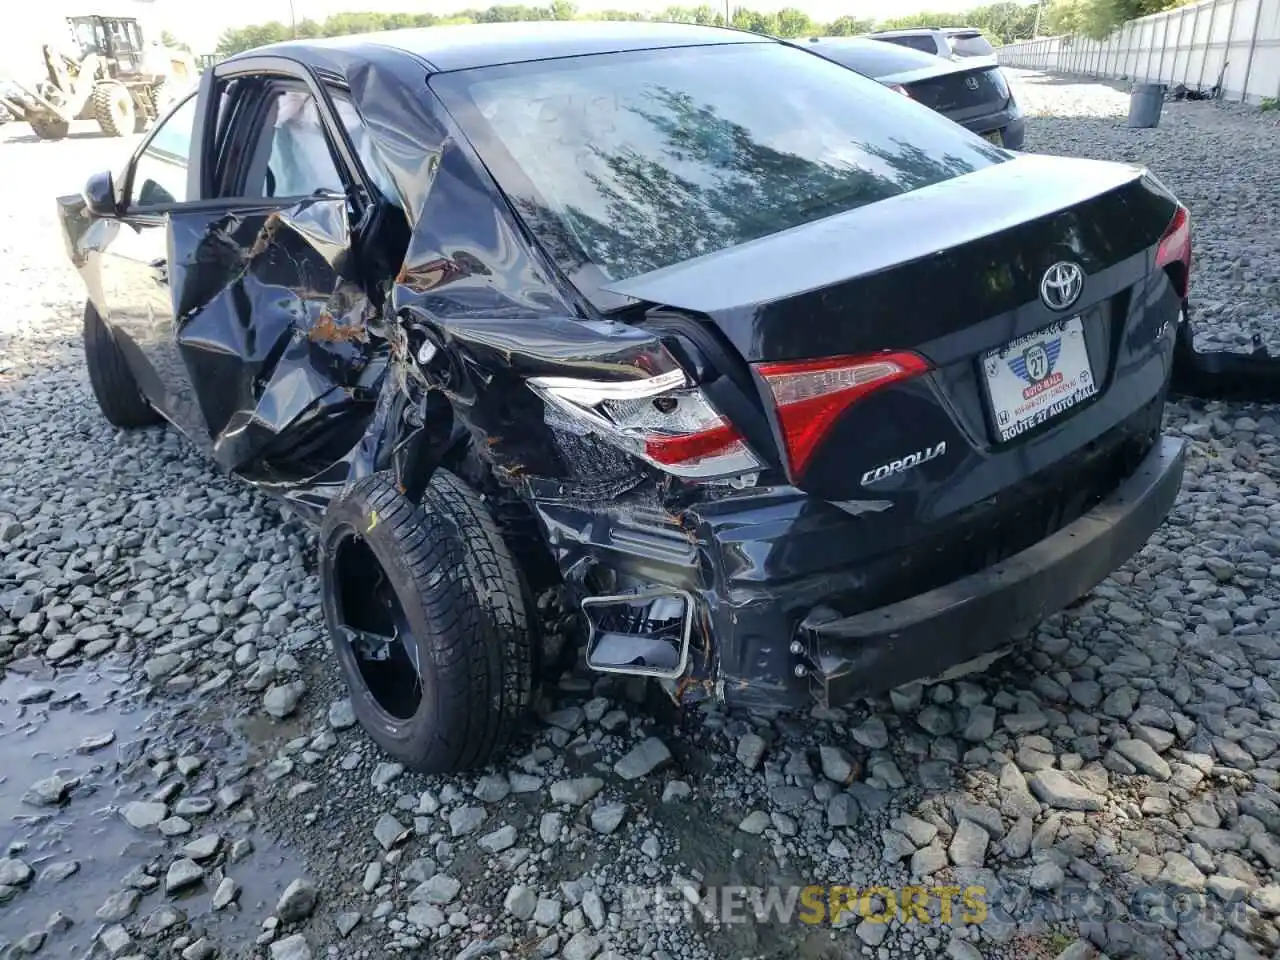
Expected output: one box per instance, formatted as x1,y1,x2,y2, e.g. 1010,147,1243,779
59,23,1188,711
794,36,1025,149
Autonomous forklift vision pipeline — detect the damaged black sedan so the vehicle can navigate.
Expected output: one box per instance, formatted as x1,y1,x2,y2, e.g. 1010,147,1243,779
60,21,1192,772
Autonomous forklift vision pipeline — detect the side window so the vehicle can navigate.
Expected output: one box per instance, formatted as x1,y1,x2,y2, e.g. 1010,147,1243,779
332,96,401,205
129,94,199,208
257,90,345,199
885,35,941,55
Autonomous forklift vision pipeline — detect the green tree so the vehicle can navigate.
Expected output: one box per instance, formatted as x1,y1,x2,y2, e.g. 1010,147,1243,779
1045,0,1190,40
160,30,192,53
826,15,876,36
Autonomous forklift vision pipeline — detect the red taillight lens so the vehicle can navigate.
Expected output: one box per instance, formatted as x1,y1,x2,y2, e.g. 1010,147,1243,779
1155,204,1191,298
754,352,931,477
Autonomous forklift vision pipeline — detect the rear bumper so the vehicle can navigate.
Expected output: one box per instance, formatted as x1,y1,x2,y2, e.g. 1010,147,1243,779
798,435,1184,705
959,107,1025,149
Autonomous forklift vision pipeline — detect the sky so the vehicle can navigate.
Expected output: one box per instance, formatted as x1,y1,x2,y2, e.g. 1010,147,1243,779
127,0,1018,53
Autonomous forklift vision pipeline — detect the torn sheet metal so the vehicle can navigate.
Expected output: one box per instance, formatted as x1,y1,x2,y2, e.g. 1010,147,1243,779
164,197,386,487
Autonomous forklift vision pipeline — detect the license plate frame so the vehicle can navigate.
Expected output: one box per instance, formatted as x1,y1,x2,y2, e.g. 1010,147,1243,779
981,316,1098,444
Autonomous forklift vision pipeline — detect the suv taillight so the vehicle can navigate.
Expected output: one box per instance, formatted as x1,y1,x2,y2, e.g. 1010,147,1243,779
754,352,931,476
1155,204,1191,298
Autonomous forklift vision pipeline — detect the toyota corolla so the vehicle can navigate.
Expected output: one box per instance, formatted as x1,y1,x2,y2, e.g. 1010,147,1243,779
58,21,1190,771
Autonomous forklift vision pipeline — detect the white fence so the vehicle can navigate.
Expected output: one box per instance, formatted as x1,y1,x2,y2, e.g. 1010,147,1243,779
997,0,1280,103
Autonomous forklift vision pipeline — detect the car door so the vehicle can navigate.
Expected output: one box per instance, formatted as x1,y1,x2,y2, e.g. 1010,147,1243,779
162,56,395,486
89,90,207,440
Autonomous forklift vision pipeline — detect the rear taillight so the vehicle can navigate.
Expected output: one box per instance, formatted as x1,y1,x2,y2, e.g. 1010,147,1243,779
754,352,930,476
1155,204,1191,298
527,368,760,482
888,83,913,98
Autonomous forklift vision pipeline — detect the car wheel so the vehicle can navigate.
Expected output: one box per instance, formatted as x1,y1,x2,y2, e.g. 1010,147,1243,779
319,471,535,773
83,303,162,428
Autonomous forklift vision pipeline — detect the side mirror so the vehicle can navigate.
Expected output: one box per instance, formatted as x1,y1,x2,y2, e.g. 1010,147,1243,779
83,169,119,219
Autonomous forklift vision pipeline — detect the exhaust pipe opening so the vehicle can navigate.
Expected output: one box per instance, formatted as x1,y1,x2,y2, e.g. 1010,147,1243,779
581,589,694,680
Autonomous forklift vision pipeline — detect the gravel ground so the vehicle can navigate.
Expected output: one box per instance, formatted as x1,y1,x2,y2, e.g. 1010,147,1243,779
1,71,1279,960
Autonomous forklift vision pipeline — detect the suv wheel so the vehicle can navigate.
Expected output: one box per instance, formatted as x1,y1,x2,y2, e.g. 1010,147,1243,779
319,471,535,773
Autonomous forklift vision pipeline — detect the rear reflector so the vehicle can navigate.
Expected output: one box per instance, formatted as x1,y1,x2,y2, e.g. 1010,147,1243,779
1155,204,1191,297
755,352,931,477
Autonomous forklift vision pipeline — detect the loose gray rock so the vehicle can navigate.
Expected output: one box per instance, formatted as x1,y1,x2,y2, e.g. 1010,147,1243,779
736,733,766,770
416,873,460,905
96,889,142,923
1027,769,1104,811
263,680,306,718
374,813,412,850
504,883,538,920
0,859,33,887
277,878,319,922
164,858,205,895
270,934,313,960
328,699,357,729
591,801,627,835
550,778,604,806
448,806,487,837
613,736,672,780
122,801,168,830
212,876,240,910
949,819,989,867
23,774,73,807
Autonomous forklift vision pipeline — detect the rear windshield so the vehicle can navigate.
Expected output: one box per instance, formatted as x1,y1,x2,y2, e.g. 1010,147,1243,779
433,41,1005,295
878,34,941,54
805,38,944,77
949,33,996,57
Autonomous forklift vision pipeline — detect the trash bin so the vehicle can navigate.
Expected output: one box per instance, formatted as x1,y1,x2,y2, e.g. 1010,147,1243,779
1128,83,1167,128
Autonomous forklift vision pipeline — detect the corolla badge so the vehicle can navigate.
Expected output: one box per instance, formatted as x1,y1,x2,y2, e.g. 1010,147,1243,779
1040,261,1084,311
860,441,947,486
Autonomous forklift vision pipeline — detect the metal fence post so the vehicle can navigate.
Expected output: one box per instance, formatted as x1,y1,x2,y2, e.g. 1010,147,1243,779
1171,7,1187,82
1184,1,1203,86
1240,0,1267,101
1198,0,1221,89
1156,13,1172,80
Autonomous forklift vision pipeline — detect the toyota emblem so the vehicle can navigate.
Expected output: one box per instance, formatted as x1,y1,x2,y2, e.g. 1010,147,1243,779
1040,261,1084,311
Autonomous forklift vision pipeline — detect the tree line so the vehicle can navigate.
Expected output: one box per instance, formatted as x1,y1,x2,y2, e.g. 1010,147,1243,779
212,1,1196,58
213,2,1040,56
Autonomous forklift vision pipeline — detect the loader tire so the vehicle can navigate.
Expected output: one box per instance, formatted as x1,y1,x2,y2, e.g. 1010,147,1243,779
93,82,134,138
320,471,535,774
83,302,161,428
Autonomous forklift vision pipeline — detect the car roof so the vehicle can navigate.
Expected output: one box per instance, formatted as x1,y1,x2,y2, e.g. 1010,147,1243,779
247,20,772,74
869,28,944,37
791,36,944,75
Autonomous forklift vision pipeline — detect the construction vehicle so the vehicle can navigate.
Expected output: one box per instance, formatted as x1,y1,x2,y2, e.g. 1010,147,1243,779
0,13,196,140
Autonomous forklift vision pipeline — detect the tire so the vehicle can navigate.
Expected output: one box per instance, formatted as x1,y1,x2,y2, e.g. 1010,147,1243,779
83,303,161,428
320,471,534,773
92,82,134,138
29,117,70,140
